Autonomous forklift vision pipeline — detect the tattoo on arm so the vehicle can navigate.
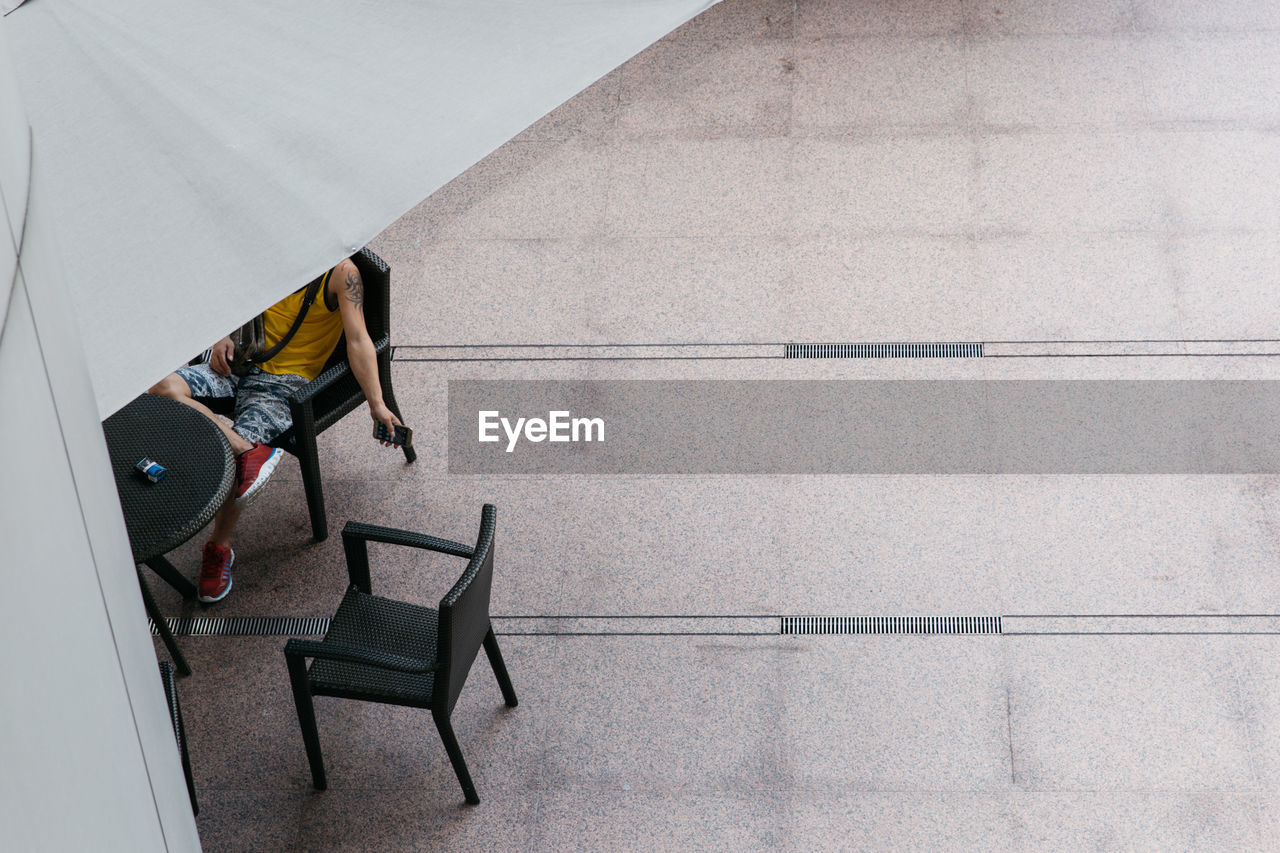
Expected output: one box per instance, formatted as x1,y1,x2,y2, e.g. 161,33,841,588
344,270,364,312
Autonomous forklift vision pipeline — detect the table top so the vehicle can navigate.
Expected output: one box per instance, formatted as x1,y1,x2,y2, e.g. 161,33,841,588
102,394,234,562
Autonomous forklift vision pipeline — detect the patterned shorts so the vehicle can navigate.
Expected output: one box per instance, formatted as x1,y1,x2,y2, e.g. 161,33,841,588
176,363,310,445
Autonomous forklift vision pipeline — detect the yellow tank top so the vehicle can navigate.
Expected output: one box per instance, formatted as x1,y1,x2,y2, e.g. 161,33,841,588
258,272,344,380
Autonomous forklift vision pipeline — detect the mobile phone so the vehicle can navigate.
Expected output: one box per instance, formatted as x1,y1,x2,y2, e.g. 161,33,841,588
374,422,413,448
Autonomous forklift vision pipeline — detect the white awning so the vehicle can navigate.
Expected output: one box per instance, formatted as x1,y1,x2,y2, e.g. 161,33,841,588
5,0,715,416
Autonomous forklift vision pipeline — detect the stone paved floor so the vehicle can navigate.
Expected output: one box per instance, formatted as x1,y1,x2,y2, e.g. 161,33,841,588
157,0,1280,848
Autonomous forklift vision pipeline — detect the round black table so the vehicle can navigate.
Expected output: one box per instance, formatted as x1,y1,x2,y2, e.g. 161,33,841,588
103,393,235,562
103,393,235,674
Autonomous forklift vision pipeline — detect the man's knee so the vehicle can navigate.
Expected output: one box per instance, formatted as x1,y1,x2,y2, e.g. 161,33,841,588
149,373,191,400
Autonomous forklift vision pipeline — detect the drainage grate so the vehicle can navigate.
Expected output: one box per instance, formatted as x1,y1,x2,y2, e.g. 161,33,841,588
781,616,1002,635
785,342,984,359
150,616,331,637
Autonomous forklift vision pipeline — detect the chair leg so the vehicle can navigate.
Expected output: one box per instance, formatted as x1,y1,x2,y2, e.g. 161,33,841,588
160,662,200,815
434,712,479,805
285,653,328,790
138,570,191,676
483,629,518,708
294,431,329,542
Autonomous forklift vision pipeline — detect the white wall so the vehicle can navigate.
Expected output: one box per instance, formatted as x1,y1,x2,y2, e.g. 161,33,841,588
0,30,200,853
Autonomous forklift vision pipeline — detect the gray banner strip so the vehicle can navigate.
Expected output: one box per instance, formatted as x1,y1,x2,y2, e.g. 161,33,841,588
448,380,1280,474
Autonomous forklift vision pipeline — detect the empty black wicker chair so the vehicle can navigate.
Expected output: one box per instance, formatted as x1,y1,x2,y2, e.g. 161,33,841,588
284,504,517,805
197,246,415,541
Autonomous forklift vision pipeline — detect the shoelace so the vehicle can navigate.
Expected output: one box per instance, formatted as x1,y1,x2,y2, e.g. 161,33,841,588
202,548,231,579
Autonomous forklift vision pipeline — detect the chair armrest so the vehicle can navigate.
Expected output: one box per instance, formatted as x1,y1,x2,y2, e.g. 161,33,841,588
284,638,441,675
287,362,351,407
341,521,474,593
343,522,474,558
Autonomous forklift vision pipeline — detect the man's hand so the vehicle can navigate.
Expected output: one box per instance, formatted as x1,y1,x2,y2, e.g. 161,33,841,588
210,336,235,376
371,403,403,447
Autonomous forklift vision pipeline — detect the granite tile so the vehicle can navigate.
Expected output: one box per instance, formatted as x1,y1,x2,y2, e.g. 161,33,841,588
1227,636,1280,790
1150,357,1280,381
605,138,792,238
792,136,973,236
664,0,794,41
539,637,790,792
293,785,540,852
1171,232,1280,339
195,788,304,853
616,39,794,138
1133,0,1280,33
1152,131,1280,230
1008,792,1265,850
1257,794,1280,851
586,236,791,343
1004,637,1254,791
791,38,968,131
528,790,782,852
369,140,566,247
794,0,965,38
976,131,1163,233
492,477,786,615
965,0,1138,35
425,139,611,241
787,793,1016,850
771,475,1002,614
1137,35,1280,122
968,36,1145,128
784,236,982,339
992,476,1280,614
175,638,315,792
392,239,601,346
780,637,1011,791
976,233,1180,340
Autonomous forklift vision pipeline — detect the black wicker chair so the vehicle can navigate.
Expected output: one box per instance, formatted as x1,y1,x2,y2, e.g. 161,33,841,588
284,504,517,805
200,246,415,541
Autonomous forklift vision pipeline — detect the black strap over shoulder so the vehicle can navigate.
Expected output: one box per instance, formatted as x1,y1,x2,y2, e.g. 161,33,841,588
252,268,331,365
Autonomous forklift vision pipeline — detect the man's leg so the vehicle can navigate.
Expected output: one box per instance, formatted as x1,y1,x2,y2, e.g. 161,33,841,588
228,371,304,506
208,495,242,548
185,369,301,604
151,364,257,603
195,477,244,605
149,370,253,456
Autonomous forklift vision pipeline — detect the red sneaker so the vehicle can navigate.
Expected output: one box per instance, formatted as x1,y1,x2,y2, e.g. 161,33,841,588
198,541,234,603
234,443,283,508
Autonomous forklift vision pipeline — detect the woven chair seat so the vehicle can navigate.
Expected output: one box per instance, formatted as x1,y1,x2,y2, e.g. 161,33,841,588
309,589,439,707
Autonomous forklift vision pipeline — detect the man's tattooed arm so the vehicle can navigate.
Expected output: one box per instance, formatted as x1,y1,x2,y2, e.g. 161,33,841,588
344,269,364,312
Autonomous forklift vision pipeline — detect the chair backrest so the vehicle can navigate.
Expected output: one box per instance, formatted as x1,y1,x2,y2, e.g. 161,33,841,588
320,246,392,371
433,504,497,716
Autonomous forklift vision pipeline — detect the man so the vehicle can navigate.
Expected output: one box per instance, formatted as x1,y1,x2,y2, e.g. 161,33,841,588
149,256,402,603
